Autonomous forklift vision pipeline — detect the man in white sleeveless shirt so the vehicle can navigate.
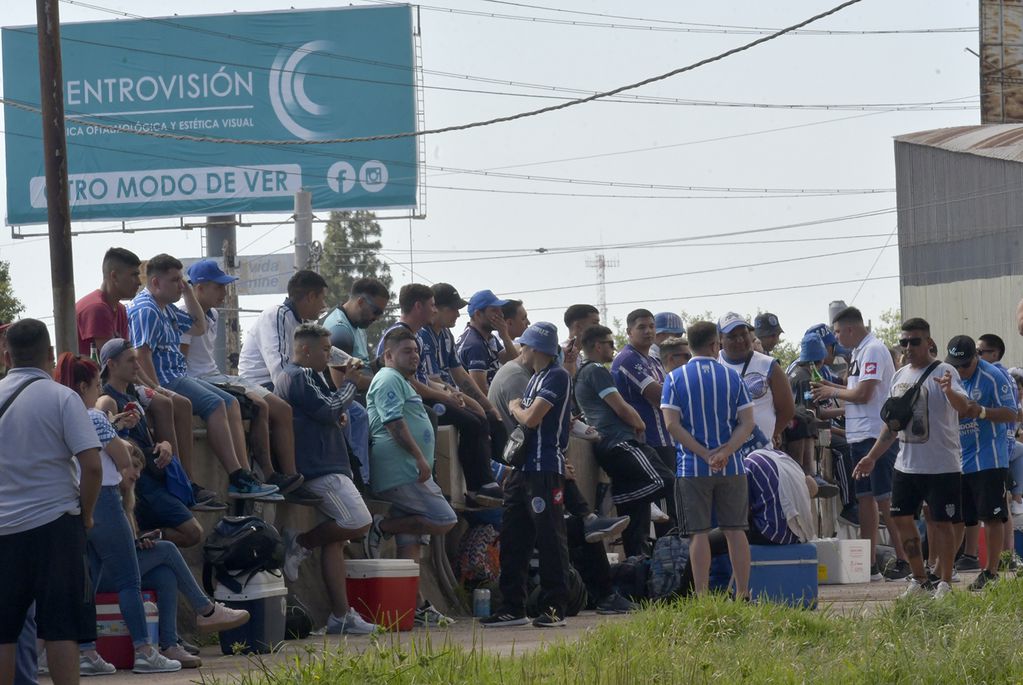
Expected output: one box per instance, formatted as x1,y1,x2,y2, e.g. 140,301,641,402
717,312,794,449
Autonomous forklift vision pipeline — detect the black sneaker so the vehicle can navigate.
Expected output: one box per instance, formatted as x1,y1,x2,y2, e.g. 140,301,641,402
595,592,637,615
955,554,981,572
838,504,859,527
284,484,323,506
883,559,912,581
583,514,631,543
190,483,227,512
227,470,279,500
266,472,304,495
968,569,998,592
479,612,528,628
532,613,566,628
469,482,505,508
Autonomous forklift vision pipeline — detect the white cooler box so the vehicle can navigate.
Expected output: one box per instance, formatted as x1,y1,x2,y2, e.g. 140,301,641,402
812,538,870,584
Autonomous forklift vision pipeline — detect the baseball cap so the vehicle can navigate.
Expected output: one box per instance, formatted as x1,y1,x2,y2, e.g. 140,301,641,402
754,312,783,337
654,312,685,335
99,338,131,376
799,333,827,363
717,312,751,335
432,283,468,309
805,323,837,348
514,321,560,357
467,289,509,316
187,259,238,285
945,335,976,367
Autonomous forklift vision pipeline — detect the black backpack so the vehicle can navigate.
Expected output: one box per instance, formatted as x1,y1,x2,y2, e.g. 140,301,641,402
609,554,650,602
202,516,285,594
880,361,940,433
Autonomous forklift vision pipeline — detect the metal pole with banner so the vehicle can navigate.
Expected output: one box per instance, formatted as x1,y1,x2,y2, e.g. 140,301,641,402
4,6,419,225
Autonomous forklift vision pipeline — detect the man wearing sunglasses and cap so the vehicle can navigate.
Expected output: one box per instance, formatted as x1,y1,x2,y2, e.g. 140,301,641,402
945,335,1016,590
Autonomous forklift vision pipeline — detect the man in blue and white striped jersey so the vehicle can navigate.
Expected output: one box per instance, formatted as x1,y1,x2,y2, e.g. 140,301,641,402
660,320,756,599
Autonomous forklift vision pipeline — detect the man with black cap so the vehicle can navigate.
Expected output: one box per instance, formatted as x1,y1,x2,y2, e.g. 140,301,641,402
853,318,972,598
650,312,685,362
754,313,784,356
946,335,1017,590
482,322,573,629
456,290,519,398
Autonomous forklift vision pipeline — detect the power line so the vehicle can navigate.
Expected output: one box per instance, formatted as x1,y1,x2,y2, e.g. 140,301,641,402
13,0,867,146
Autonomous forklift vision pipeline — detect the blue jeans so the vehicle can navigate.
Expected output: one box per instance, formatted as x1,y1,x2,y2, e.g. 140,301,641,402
135,541,211,649
164,375,236,421
83,487,150,650
14,604,36,685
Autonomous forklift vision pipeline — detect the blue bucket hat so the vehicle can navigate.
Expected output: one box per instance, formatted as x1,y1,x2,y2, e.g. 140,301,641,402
799,333,828,363
805,323,837,348
514,321,560,357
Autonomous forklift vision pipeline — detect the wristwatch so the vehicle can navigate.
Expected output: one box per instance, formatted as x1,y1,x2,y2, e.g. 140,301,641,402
979,406,987,420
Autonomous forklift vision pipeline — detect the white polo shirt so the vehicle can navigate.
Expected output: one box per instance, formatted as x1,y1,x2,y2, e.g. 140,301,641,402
0,368,101,534
845,332,895,442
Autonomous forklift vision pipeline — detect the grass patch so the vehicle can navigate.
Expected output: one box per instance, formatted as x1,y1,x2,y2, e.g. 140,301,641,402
199,580,1023,684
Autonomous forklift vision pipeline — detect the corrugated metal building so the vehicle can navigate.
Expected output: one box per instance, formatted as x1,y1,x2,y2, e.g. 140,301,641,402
894,125,1023,364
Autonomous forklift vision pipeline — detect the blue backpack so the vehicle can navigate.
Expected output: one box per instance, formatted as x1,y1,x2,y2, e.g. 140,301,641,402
648,531,690,600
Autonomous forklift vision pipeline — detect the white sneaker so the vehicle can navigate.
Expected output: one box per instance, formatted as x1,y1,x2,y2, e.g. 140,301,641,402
79,653,115,676
650,503,671,524
132,647,181,674
1011,500,1023,516
283,528,311,582
325,608,379,635
932,581,952,599
899,578,931,599
415,601,455,627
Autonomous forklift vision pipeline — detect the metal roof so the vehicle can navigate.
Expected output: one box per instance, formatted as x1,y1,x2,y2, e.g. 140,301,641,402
894,124,1023,163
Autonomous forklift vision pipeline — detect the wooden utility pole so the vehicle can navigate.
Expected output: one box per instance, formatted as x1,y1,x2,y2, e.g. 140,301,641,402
36,0,76,353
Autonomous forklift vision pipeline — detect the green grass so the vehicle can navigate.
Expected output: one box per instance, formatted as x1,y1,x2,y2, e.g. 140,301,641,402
199,580,1023,684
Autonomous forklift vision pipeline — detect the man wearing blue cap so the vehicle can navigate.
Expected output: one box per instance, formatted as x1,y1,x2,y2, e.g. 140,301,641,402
785,333,839,498
183,259,318,503
650,312,685,362
482,322,573,629
456,290,519,398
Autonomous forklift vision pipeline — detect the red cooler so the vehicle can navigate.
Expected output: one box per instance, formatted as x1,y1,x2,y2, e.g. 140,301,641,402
345,559,419,631
95,591,159,669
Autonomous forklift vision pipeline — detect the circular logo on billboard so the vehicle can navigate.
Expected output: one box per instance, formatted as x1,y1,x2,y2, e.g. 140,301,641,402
269,40,337,141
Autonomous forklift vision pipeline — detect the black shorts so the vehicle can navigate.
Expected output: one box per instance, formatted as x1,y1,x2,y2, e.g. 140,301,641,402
889,470,962,523
0,513,96,643
962,468,1010,526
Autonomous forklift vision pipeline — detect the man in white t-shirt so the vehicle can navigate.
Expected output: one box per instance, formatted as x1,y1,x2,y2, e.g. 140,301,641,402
814,306,908,580
853,317,973,598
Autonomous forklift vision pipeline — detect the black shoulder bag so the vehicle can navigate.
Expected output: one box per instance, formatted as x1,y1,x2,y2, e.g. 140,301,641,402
879,361,940,433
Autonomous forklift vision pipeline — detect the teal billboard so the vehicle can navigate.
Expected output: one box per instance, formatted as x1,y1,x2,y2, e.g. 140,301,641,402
2,6,418,224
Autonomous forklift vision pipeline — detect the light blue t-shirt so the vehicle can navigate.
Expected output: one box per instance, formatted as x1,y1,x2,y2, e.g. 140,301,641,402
367,367,435,493
323,306,370,365
960,359,1014,473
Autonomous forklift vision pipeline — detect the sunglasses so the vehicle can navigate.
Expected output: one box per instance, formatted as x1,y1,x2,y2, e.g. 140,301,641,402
898,337,923,348
360,295,384,317
977,348,997,356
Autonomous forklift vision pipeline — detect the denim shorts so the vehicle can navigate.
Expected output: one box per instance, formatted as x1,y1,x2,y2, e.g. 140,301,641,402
852,438,898,500
375,478,457,547
164,375,236,421
135,471,193,532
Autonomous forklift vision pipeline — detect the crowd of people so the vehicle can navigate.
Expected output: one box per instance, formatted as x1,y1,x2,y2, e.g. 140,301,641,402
2,244,1023,683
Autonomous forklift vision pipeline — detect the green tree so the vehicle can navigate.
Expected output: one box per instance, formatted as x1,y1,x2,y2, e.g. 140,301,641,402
319,210,395,349
872,307,902,348
0,260,24,323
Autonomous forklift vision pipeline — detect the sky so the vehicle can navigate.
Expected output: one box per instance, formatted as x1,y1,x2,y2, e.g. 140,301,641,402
0,0,980,343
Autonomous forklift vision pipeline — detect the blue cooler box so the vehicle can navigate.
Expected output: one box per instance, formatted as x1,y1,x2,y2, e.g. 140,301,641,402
709,543,818,608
